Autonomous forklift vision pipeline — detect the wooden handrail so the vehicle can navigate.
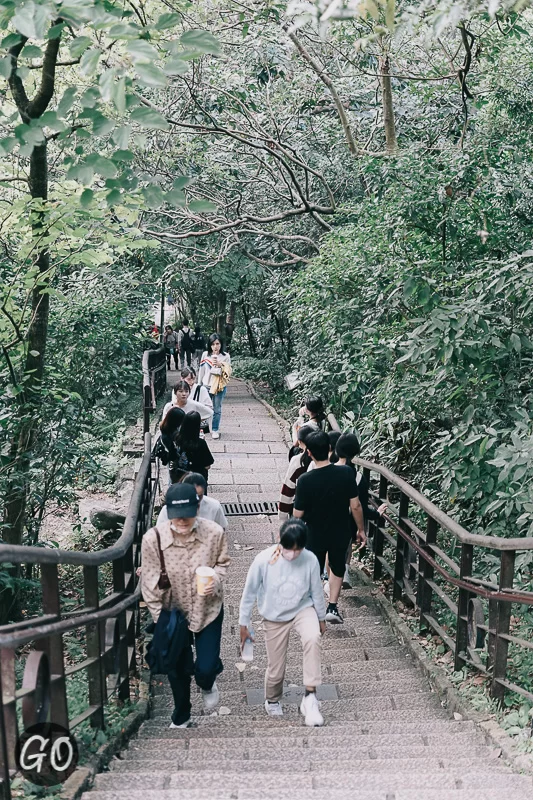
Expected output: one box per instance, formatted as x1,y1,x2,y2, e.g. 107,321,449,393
328,412,533,551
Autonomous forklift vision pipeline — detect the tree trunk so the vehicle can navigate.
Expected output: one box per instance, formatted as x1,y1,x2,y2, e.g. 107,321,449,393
380,55,398,154
1,28,60,622
225,300,236,351
216,291,226,336
241,302,257,356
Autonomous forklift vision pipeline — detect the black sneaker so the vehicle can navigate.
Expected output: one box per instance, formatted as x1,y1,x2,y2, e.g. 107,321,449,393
325,604,344,624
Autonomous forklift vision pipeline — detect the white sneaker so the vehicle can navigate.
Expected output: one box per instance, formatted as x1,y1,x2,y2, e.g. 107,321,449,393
323,580,330,599
202,681,220,711
211,431,220,440
264,700,283,717
300,692,324,727
342,567,353,589
169,719,191,728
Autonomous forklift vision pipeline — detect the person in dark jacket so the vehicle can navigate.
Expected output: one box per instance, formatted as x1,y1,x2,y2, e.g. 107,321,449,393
335,433,388,588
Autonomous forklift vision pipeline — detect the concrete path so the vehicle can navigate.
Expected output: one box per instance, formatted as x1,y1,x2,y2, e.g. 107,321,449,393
84,381,533,800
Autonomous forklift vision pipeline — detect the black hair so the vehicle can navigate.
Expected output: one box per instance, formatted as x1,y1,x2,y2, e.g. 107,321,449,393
279,518,307,550
165,324,172,331
181,367,196,380
182,472,207,492
182,318,189,326
207,333,226,355
328,430,342,464
304,396,326,425
298,424,316,470
176,411,201,452
160,406,185,435
305,430,330,462
173,380,191,395
195,324,201,333
336,432,361,462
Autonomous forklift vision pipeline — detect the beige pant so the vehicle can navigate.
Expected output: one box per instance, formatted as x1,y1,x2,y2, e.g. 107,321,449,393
263,606,322,702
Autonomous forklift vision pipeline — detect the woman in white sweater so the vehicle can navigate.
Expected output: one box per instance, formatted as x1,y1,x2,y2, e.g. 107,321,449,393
197,334,231,440
239,518,326,727
162,381,213,428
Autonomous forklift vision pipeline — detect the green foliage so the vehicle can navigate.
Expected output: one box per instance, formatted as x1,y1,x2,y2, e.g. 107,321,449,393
232,356,287,392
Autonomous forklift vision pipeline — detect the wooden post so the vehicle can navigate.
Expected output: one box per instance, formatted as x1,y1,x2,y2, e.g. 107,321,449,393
372,475,388,580
40,564,68,729
84,566,105,728
490,550,516,704
454,543,474,671
418,516,438,632
393,492,409,601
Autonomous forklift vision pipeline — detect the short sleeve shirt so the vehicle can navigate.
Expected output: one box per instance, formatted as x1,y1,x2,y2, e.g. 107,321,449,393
294,464,358,546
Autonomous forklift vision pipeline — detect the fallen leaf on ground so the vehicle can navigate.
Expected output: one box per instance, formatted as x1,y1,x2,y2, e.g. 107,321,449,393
236,662,246,673
244,545,254,550
453,712,463,721
234,544,242,550
218,706,231,715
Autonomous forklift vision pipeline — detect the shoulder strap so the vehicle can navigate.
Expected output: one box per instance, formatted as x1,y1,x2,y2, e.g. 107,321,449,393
193,385,201,401
154,527,171,589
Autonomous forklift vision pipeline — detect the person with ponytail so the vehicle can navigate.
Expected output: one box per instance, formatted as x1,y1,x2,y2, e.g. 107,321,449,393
239,518,326,727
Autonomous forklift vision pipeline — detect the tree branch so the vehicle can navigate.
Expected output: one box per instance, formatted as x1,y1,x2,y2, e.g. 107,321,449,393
28,24,62,118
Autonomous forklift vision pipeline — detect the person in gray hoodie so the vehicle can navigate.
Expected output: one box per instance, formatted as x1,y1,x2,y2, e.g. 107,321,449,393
239,518,326,727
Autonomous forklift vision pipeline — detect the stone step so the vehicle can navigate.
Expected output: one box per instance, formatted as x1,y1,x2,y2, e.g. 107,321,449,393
109,753,506,774
151,675,430,705
140,706,452,735
143,694,445,725
207,664,420,686
89,770,533,797
84,792,530,800
129,731,481,756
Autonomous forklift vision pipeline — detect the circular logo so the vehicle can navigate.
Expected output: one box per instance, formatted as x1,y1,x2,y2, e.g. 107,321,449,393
15,723,79,786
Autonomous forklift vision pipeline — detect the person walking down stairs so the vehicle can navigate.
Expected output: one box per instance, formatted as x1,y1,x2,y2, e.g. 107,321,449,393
197,333,231,440
239,519,326,727
141,484,230,728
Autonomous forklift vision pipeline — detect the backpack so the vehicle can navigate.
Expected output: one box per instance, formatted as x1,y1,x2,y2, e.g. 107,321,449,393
154,437,170,466
194,332,205,351
181,328,194,352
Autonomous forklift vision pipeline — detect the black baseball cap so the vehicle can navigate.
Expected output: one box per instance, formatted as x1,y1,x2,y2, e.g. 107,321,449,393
165,483,200,519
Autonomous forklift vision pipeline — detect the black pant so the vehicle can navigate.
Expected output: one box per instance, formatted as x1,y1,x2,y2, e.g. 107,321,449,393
168,607,224,725
307,532,352,579
165,346,178,369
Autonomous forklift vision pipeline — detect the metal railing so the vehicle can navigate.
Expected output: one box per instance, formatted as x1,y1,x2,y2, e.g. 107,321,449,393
142,346,167,434
0,344,167,799
328,413,533,705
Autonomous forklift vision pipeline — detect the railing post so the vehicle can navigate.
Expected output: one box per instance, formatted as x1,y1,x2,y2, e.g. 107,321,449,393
143,384,151,435
372,475,388,580
393,491,409,601
40,564,68,729
83,566,105,729
490,550,516,704
454,543,474,671
112,559,130,702
0,647,17,776
0,653,12,800
418,516,437,632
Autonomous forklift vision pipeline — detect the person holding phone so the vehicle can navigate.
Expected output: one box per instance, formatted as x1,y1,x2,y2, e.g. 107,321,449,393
197,334,231,440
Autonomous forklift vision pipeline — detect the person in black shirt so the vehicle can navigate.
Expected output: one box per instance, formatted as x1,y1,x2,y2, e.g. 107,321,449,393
294,431,366,624
173,411,214,483
335,433,388,589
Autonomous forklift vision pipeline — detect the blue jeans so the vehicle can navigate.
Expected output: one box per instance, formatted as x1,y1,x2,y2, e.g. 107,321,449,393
209,387,227,433
168,608,224,725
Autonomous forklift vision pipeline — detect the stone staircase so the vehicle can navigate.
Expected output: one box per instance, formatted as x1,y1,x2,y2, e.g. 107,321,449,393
82,382,533,800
